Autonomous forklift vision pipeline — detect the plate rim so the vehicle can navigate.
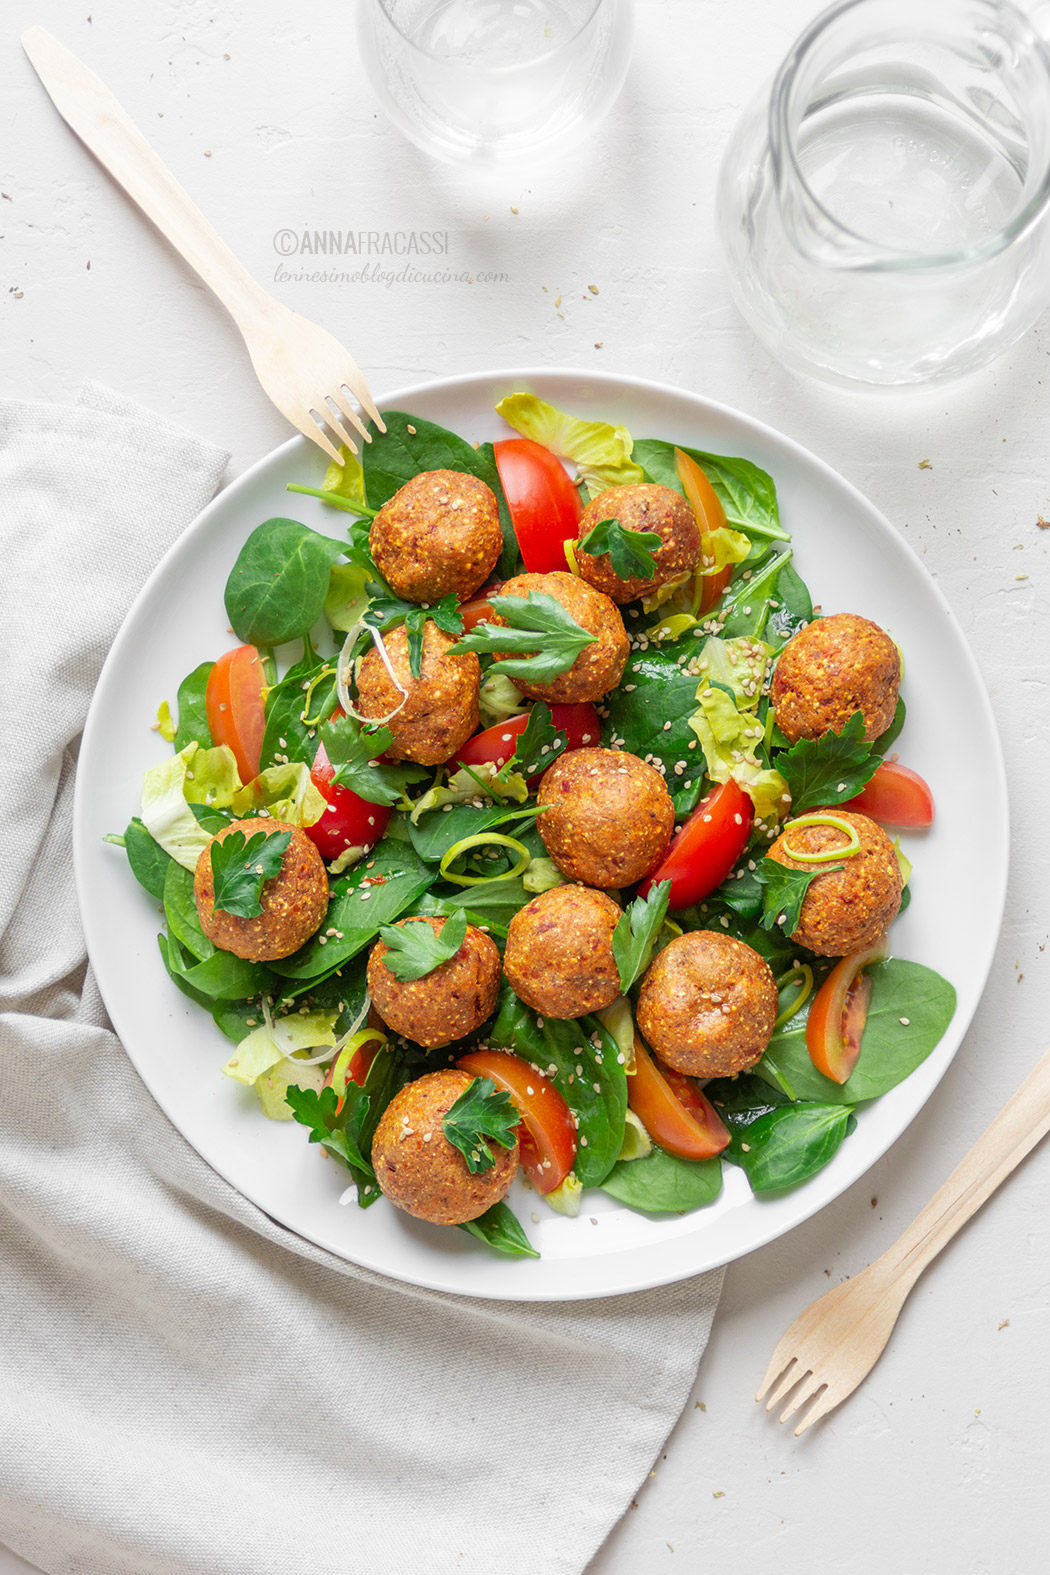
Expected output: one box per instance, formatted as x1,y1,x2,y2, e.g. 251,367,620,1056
73,365,1009,1300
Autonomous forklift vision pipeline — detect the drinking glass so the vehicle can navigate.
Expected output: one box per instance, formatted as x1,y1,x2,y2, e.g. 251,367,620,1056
717,0,1050,386
358,0,633,164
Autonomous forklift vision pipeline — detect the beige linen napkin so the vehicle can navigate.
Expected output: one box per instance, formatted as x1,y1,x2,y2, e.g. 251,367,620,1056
0,386,723,1575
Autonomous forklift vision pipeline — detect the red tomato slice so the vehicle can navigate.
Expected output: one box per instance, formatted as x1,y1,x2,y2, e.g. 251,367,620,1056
628,1037,730,1161
305,741,392,863
638,777,754,910
324,1033,384,1112
458,594,497,632
674,448,733,614
494,438,584,574
805,945,884,1084
457,1048,577,1194
843,762,934,828
205,644,266,784
455,702,601,778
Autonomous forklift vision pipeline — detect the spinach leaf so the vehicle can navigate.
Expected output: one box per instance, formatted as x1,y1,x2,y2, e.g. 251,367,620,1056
872,696,906,756
490,985,627,1188
632,439,788,542
766,559,813,648
601,643,707,815
718,550,795,639
459,1201,539,1259
362,411,521,580
260,647,337,770
777,711,880,814
725,1103,855,1191
173,662,214,751
224,518,346,646
163,860,214,962
409,802,540,865
753,959,957,1104
124,817,172,900
270,837,436,982
415,875,532,932
158,932,275,1003
601,1146,723,1213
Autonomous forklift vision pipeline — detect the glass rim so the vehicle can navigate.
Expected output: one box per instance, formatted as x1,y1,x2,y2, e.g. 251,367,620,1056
769,0,1050,271
373,0,608,67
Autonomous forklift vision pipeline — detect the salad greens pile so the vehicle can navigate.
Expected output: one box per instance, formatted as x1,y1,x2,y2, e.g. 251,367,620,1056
112,393,956,1259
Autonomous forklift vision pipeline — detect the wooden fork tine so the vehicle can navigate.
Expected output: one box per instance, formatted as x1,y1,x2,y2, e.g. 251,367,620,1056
327,388,370,445
317,406,361,458
778,1376,825,1425
339,371,385,433
793,1383,843,1436
756,1344,799,1403
292,413,342,465
762,1359,810,1412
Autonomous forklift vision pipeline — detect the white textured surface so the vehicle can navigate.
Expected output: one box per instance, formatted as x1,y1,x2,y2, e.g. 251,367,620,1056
3,0,1050,1568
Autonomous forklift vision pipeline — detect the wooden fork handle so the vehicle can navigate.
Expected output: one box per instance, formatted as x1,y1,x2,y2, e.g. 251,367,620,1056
22,27,266,330
876,1045,1050,1290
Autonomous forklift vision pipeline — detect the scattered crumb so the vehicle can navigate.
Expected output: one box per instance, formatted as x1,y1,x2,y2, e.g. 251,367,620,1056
1,192,11,201
224,52,231,59
531,1212,540,1223
713,1490,725,1499
667,1544,674,1553
824,1268,831,1276
975,1408,981,1417
1016,573,1029,581
587,283,599,295
1037,516,1050,529
629,1501,639,1511
918,458,932,469
554,295,562,307
999,1319,1010,1330
510,205,519,214
871,1197,878,1207
695,1400,706,1411
594,342,603,349
204,149,213,157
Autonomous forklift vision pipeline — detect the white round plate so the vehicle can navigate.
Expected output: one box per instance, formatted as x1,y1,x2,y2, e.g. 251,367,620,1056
74,368,1007,1301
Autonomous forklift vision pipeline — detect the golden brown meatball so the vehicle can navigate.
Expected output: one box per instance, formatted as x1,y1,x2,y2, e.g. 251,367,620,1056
766,807,902,956
503,884,622,1019
771,613,901,744
537,747,674,889
357,621,480,766
367,916,501,1047
194,818,327,962
373,1069,519,1225
575,483,702,604
369,469,502,604
493,571,629,704
637,930,778,1079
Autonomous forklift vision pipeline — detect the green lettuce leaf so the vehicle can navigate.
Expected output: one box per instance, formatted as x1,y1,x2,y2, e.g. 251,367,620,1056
231,762,327,827
495,393,644,495
141,744,217,872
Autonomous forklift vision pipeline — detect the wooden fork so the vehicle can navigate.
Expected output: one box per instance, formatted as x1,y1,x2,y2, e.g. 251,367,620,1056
21,26,384,462
757,1045,1050,1435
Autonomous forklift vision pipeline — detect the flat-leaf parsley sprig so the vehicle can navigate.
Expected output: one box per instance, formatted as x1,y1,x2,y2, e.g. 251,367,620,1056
443,1077,520,1174
578,516,661,582
210,826,293,919
378,912,468,982
456,591,597,682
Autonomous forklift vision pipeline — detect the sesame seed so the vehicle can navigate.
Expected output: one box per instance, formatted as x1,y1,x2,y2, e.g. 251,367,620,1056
899,1016,910,1025
580,1135,588,1146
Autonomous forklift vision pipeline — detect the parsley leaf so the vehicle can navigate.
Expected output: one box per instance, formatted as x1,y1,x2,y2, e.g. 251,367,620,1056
754,858,843,933
209,827,292,919
777,711,880,815
578,515,661,582
442,1076,520,1174
500,701,568,781
378,911,468,981
284,1082,375,1180
363,584,464,679
455,591,597,682
320,712,429,806
612,879,671,993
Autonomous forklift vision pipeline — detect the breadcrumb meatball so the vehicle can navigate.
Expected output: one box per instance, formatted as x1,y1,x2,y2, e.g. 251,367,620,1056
357,621,480,766
537,747,674,889
766,807,902,956
373,1069,519,1226
636,930,778,1078
494,571,629,704
575,484,702,604
367,916,501,1047
369,469,502,604
771,613,901,744
194,818,327,962
504,884,622,1019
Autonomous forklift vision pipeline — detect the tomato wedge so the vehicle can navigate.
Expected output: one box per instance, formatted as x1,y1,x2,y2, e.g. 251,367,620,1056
843,762,934,828
494,438,584,574
628,1037,730,1161
458,590,500,632
205,644,267,785
638,777,754,909
305,739,392,862
674,448,733,614
457,1048,577,1194
324,1032,385,1113
805,945,884,1084
455,702,601,778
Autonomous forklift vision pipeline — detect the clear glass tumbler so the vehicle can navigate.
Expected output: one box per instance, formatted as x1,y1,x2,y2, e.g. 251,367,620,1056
717,0,1050,386
358,0,633,164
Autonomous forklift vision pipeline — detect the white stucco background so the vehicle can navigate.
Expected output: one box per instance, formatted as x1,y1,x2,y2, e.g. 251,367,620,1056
3,1,1049,1569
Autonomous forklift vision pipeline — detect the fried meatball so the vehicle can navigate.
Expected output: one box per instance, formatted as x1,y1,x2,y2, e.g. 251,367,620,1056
537,747,674,889
373,1069,519,1226
194,818,327,961
494,571,629,704
369,469,502,604
771,612,901,744
637,930,778,1079
766,807,902,956
575,483,702,604
504,884,622,1019
356,621,480,766
367,916,501,1047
